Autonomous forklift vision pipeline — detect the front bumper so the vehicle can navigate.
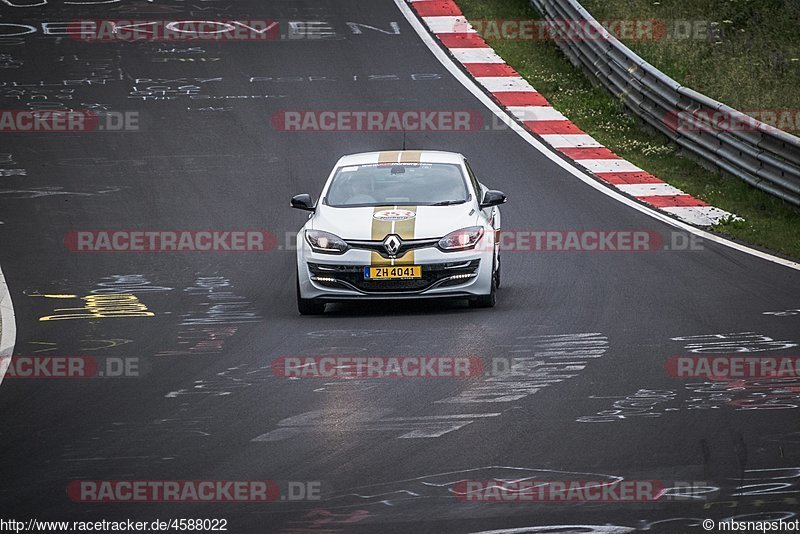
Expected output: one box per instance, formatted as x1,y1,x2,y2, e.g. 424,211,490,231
296,233,494,301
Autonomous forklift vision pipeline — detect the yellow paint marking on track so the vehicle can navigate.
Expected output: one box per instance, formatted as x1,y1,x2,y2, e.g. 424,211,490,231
38,294,154,321
82,338,134,351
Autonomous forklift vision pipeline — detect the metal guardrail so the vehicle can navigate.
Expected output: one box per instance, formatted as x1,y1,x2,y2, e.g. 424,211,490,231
529,0,800,206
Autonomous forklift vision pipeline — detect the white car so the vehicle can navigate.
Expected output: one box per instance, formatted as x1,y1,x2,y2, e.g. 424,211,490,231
291,150,505,315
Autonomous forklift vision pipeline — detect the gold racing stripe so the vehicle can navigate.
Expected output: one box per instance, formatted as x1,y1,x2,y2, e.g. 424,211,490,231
371,207,393,266
377,151,423,164
370,206,417,267
378,151,400,164
400,150,422,163
370,151,423,268
392,204,416,266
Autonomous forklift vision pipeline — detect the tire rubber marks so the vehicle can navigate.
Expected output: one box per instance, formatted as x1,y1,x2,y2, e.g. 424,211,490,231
0,153,26,177
578,331,800,422
251,409,502,441
250,332,605,440
437,332,607,404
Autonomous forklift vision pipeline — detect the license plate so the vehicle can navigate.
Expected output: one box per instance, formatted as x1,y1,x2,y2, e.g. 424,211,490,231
365,265,422,280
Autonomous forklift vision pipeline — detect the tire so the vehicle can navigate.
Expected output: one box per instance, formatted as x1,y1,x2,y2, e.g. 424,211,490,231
297,276,325,315
469,259,497,308
494,255,501,288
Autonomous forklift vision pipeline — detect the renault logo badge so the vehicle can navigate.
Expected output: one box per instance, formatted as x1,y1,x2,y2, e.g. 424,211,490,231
383,235,401,256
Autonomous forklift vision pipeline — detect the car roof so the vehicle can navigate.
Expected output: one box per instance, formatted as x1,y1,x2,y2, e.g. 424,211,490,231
335,150,465,166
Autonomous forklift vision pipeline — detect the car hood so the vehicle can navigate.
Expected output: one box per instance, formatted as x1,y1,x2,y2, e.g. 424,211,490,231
310,203,480,240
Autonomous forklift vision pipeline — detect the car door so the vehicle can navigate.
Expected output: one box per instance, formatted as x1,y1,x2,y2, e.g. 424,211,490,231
464,159,501,263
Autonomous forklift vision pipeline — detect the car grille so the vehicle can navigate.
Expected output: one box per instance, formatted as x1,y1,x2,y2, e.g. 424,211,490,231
345,237,440,259
308,260,480,293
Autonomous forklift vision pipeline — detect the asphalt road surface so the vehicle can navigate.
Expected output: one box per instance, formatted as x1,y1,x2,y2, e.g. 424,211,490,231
0,1,799,532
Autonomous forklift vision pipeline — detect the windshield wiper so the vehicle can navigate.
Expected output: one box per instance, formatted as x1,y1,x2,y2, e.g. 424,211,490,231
429,199,467,206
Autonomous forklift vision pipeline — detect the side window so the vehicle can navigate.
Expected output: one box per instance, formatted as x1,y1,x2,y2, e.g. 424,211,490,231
464,160,482,201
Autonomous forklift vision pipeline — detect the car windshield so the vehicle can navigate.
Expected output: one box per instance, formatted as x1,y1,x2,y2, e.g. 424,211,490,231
324,162,469,207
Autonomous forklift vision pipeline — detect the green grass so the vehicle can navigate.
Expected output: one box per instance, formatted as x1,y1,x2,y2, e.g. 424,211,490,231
457,0,800,260
581,0,800,111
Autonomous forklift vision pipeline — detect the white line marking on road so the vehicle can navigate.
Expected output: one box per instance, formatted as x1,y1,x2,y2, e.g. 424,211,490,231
469,526,635,534
0,265,17,387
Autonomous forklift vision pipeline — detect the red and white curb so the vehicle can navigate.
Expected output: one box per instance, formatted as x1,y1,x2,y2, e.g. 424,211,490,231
408,0,738,227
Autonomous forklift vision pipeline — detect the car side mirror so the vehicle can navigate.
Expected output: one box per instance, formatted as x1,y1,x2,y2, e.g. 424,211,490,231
291,194,316,211
480,190,507,209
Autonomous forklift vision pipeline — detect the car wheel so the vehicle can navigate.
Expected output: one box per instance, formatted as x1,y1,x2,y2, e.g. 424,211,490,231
494,255,501,288
469,259,497,309
297,276,326,315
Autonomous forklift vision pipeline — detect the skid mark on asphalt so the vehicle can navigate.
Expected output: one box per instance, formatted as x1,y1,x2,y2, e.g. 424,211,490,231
49,154,280,173
252,409,502,441
273,466,799,529
578,331,800,422
165,364,273,398
53,418,215,474
0,186,124,198
763,308,800,317
325,466,622,506
437,332,607,404
248,332,607,440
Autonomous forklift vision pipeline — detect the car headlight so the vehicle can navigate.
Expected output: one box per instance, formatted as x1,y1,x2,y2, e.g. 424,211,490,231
437,226,485,251
305,230,349,254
